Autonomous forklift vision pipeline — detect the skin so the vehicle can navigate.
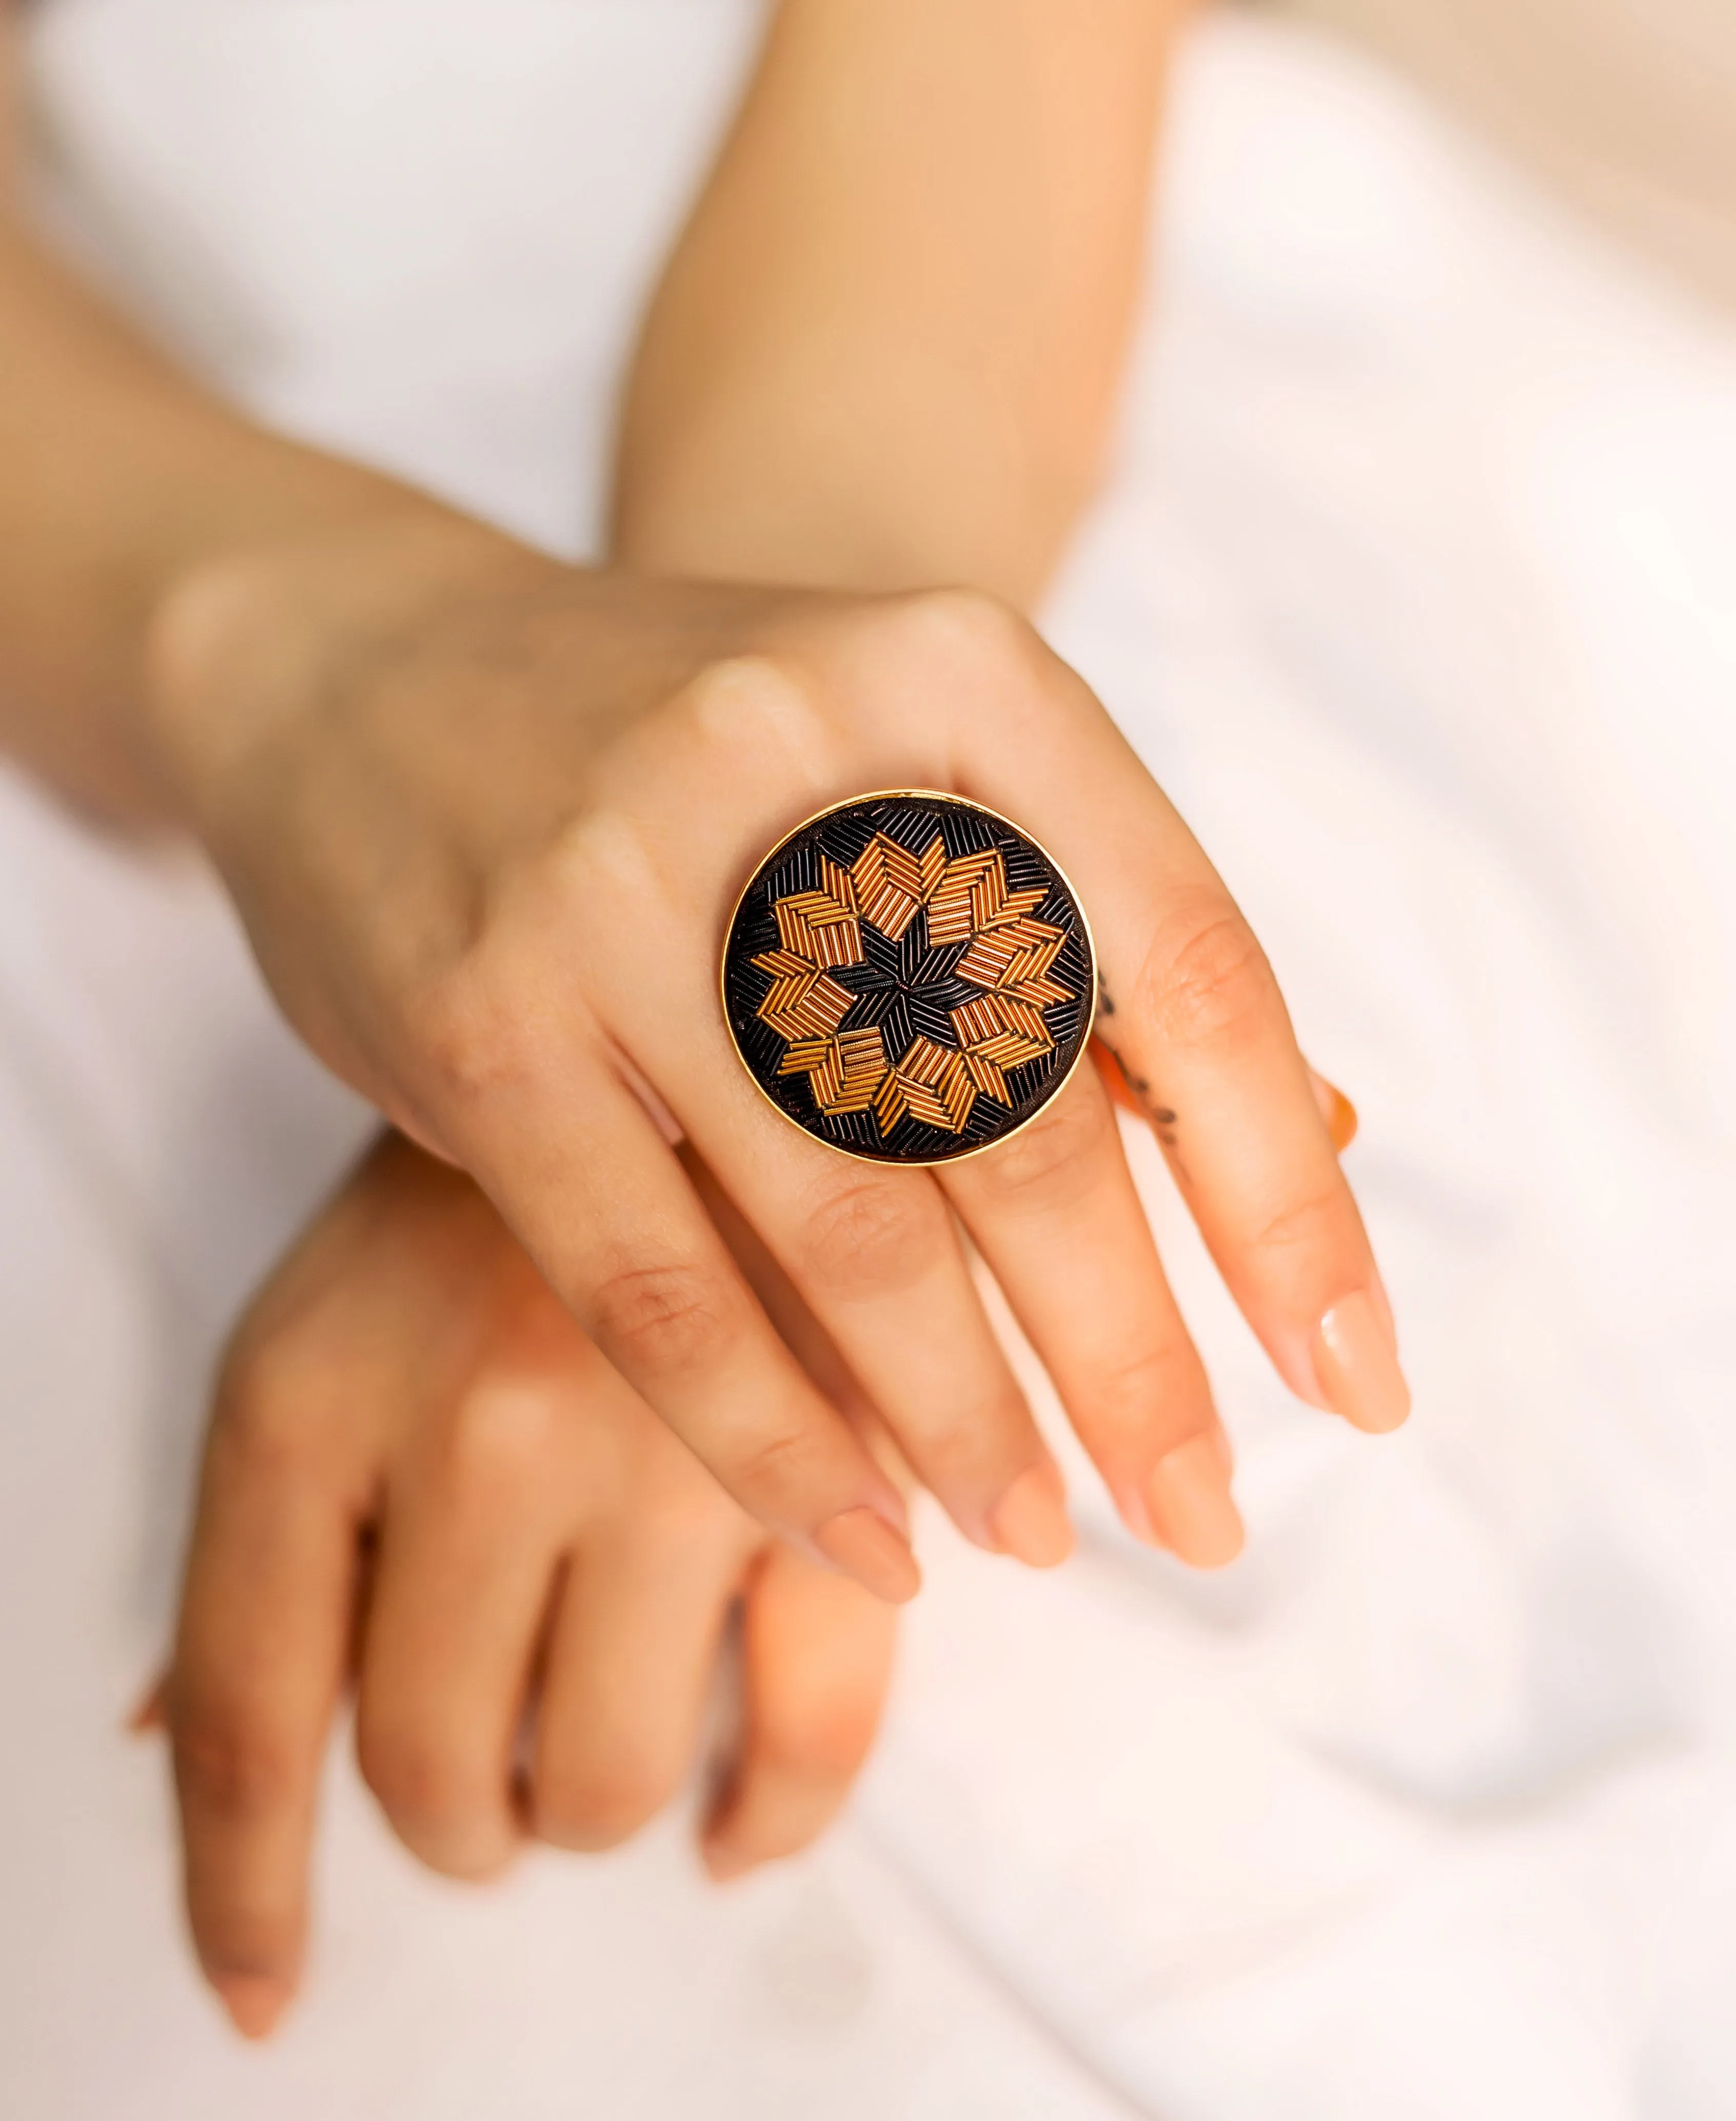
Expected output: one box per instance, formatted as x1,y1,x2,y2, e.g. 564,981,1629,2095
2,0,1407,2035
167,1134,899,2040
142,541,1402,1567
174,1038,1358,2045
615,0,1181,604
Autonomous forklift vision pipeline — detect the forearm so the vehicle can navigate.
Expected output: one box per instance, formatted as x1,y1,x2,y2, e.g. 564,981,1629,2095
613,0,1188,608
0,200,448,822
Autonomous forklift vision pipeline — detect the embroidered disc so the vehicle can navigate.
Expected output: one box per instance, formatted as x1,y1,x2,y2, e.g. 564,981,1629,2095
722,791,1095,1164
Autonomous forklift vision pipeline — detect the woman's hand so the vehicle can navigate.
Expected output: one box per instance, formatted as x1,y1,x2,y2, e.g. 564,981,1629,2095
163,1132,899,2041
146,513,1408,1600
3,0,1399,1594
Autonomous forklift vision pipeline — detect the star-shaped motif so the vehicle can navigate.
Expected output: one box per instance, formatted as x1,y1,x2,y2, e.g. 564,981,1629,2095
753,830,1072,1136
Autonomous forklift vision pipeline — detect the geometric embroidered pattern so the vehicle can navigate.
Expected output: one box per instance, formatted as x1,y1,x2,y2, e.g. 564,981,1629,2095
754,830,1075,1139
724,791,1094,1165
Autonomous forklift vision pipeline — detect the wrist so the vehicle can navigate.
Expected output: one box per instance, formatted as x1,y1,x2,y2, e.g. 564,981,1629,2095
141,501,545,840
611,375,1095,613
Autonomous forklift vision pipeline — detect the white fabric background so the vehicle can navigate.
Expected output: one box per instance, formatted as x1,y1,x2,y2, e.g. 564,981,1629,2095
4,7,1734,2116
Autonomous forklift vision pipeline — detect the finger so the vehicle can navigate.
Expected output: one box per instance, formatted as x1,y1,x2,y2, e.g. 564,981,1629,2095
561,728,1066,1565
702,1541,898,1880
170,1375,364,2041
944,1060,1244,1568
353,1339,580,1879
1089,913,1407,1430
531,1444,752,1851
904,599,1409,1432
1309,1068,1359,1154
666,1047,1066,1566
440,1043,921,1602
682,1143,926,1534
1097,1038,1357,1154
127,1671,168,1735
678,1141,878,1434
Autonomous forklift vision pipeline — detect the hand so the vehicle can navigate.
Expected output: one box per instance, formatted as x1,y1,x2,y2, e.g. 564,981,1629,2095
159,1132,899,2040
146,512,1408,1597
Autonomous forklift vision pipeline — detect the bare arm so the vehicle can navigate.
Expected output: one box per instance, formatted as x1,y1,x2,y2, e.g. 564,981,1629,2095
615,0,1190,606
0,218,437,820
0,8,437,821
0,1,1182,821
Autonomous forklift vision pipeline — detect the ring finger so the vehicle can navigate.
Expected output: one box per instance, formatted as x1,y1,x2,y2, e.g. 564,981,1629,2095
943,1059,1244,1567
531,1475,752,1852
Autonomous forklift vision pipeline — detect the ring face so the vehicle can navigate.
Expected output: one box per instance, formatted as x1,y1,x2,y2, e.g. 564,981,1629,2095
722,792,1095,1165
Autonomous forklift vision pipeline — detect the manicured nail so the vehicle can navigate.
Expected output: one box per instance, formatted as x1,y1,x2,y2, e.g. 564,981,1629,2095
1307,1067,1358,1153
988,1462,1074,1569
214,1974,290,2041
126,1673,168,1736
812,1506,923,1604
1092,1038,1141,1116
1145,1434,1245,1569
1313,1291,1410,1433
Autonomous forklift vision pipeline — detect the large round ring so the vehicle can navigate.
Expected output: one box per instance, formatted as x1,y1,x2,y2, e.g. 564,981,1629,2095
721,790,1096,1165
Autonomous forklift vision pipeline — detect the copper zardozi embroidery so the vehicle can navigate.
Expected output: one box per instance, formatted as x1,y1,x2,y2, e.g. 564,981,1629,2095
753,831,1072,1137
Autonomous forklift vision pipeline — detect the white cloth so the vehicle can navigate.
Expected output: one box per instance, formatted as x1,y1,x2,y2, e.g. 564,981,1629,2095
5,8,1735,2116
1280,0,1736,310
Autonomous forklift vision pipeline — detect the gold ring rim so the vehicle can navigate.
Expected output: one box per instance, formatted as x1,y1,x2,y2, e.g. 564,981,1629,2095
718,788,1098,1167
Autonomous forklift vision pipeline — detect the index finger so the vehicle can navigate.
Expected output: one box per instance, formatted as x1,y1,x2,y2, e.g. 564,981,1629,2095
169,1375,361,2039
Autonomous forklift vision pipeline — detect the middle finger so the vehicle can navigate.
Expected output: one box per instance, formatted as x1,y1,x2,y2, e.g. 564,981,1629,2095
598,905,1072,1562
354,1360,577,1879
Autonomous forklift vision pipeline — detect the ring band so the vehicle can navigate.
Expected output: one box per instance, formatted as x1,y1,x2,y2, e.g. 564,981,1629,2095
721,791,1096,1165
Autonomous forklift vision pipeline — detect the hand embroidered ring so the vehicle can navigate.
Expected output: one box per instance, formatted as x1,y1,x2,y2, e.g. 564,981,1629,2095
721,791,1096,1164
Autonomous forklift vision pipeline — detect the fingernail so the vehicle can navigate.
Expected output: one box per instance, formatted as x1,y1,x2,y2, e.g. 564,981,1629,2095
1092,1038,1142,1117
1145,1434,1245,1569
214,1973,291,2041
988,1462,1074,1569
1307,1067,1358,1153
812,1506,923,1604
700,1836,757,1884
1313,1291,1410,1433
126,1673,168,1736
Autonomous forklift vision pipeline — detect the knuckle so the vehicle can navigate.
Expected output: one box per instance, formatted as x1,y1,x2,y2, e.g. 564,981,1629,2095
587,1259,744,1380
174,1700,301,1823
858,589,1048,742
1143,907,1278,1060
893,585,1033,675
534,1753,680,1852
400,948,543,1115
678,654,832,766
731,1421,841,1523
400,964,501,1107
444,1375,565,1503
1090,1343,1209,1450
213,1346,334,1482
917,1389,1033,1496
1244,1177,1349,1267
969,1087,1111,1213
549,802,660,914
798,1178,944,1303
